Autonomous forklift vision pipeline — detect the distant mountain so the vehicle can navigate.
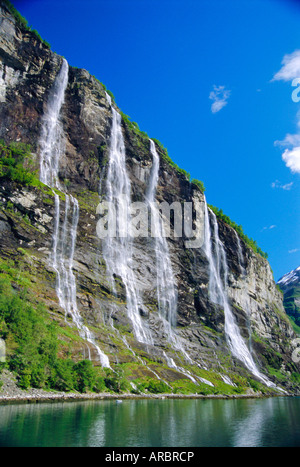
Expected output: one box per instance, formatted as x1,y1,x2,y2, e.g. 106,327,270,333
278,267,300,328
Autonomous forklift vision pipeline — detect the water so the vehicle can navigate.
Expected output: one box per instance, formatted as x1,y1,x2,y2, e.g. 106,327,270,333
39,59,69,189
203,199,277,389
147,140,177,332
39,59,109,367
234,230,246,277
233,229,253,350
147,141,202,381
0,397,299,447
102,95,152,344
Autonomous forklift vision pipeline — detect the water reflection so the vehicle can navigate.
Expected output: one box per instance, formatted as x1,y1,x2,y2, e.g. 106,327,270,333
0,397,299,447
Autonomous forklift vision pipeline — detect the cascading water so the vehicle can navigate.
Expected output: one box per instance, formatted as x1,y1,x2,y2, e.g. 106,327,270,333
39,59,68,189
203,198,277,388
102,93,152,345
147,139,177,333
235,231,246,277
39,59,110,367
147,140,209,385
233,230,253,350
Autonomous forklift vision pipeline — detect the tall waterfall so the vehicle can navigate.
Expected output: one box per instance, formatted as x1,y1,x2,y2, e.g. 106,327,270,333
147,140,201,382
39,59,68,189
147,139,177,332
39,59,110,367
203,198,276,387
102,93,152,344
235,230,246,277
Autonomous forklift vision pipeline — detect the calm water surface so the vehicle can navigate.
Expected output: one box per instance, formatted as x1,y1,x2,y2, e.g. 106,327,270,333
0,397,299,447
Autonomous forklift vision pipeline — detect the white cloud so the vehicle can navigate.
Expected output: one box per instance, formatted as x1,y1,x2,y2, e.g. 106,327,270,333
262,225,277,231
272,50,300,82
273,51,300,174
289,248,300,254
209,85,231,113
271,180,294,190
275,133,300,148
275,133,300,174
282,147,300,174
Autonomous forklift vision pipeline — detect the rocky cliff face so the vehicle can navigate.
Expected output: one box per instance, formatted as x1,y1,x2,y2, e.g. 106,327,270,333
0,1,299,395
278,267,300,329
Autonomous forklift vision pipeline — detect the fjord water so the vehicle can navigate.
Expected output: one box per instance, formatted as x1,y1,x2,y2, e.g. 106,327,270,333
0,397,300,447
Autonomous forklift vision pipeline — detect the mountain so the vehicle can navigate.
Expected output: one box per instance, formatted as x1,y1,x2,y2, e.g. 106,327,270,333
0,0,299,396
278,267,300,329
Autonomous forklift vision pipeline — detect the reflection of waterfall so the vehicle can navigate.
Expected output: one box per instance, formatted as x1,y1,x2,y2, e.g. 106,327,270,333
203,198,277,388
39,59,110,367
102,94,152,345
233,399,272,446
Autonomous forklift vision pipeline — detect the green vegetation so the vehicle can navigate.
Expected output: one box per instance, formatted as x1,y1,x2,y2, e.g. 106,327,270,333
0,256,278,396
120,111,149,140
191,178,205,193
95,79,115,103
0,140,39,186
281,287,300,329
151,138,191,181
208,204,268,259
4,0,51,48
0,259,113,393
288,317,300,334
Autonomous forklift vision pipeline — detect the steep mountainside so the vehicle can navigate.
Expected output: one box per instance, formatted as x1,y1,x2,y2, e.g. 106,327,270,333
278,267,300,329
0,1,299,396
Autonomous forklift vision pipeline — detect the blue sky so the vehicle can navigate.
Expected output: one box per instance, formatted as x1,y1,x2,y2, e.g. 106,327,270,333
13,0,300,281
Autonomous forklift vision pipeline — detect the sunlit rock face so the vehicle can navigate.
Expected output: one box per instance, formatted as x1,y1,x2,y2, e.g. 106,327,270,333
278,267,300,329
0,1,299,393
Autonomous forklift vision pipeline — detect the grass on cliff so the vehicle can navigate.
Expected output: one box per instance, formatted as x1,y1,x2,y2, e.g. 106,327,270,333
3,0,51,48
0,140,39,186
0,256,111,393
208,204,269,259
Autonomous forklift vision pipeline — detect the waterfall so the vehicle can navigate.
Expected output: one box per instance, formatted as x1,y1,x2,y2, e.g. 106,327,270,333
233,230,253,352
235,230,246,277
39,59,68,189
203,198,277,388
147,139,178,332
39,59,110,368
147,140,208,384
102,93,152,345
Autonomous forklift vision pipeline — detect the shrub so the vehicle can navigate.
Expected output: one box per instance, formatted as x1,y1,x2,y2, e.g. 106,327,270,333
208,204,268,259
191,178,205,193
0,140,37,186
74,360,96,393
135,378,171,394
104,366,131,393
51,359,76,392
146,379,171,394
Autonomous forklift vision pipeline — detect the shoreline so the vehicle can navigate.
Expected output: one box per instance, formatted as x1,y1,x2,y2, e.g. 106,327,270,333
0,390,293,405
0,370,296,405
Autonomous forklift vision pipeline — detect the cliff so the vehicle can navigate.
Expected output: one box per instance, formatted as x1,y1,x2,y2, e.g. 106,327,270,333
0,1,299,396
278,267,300,330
